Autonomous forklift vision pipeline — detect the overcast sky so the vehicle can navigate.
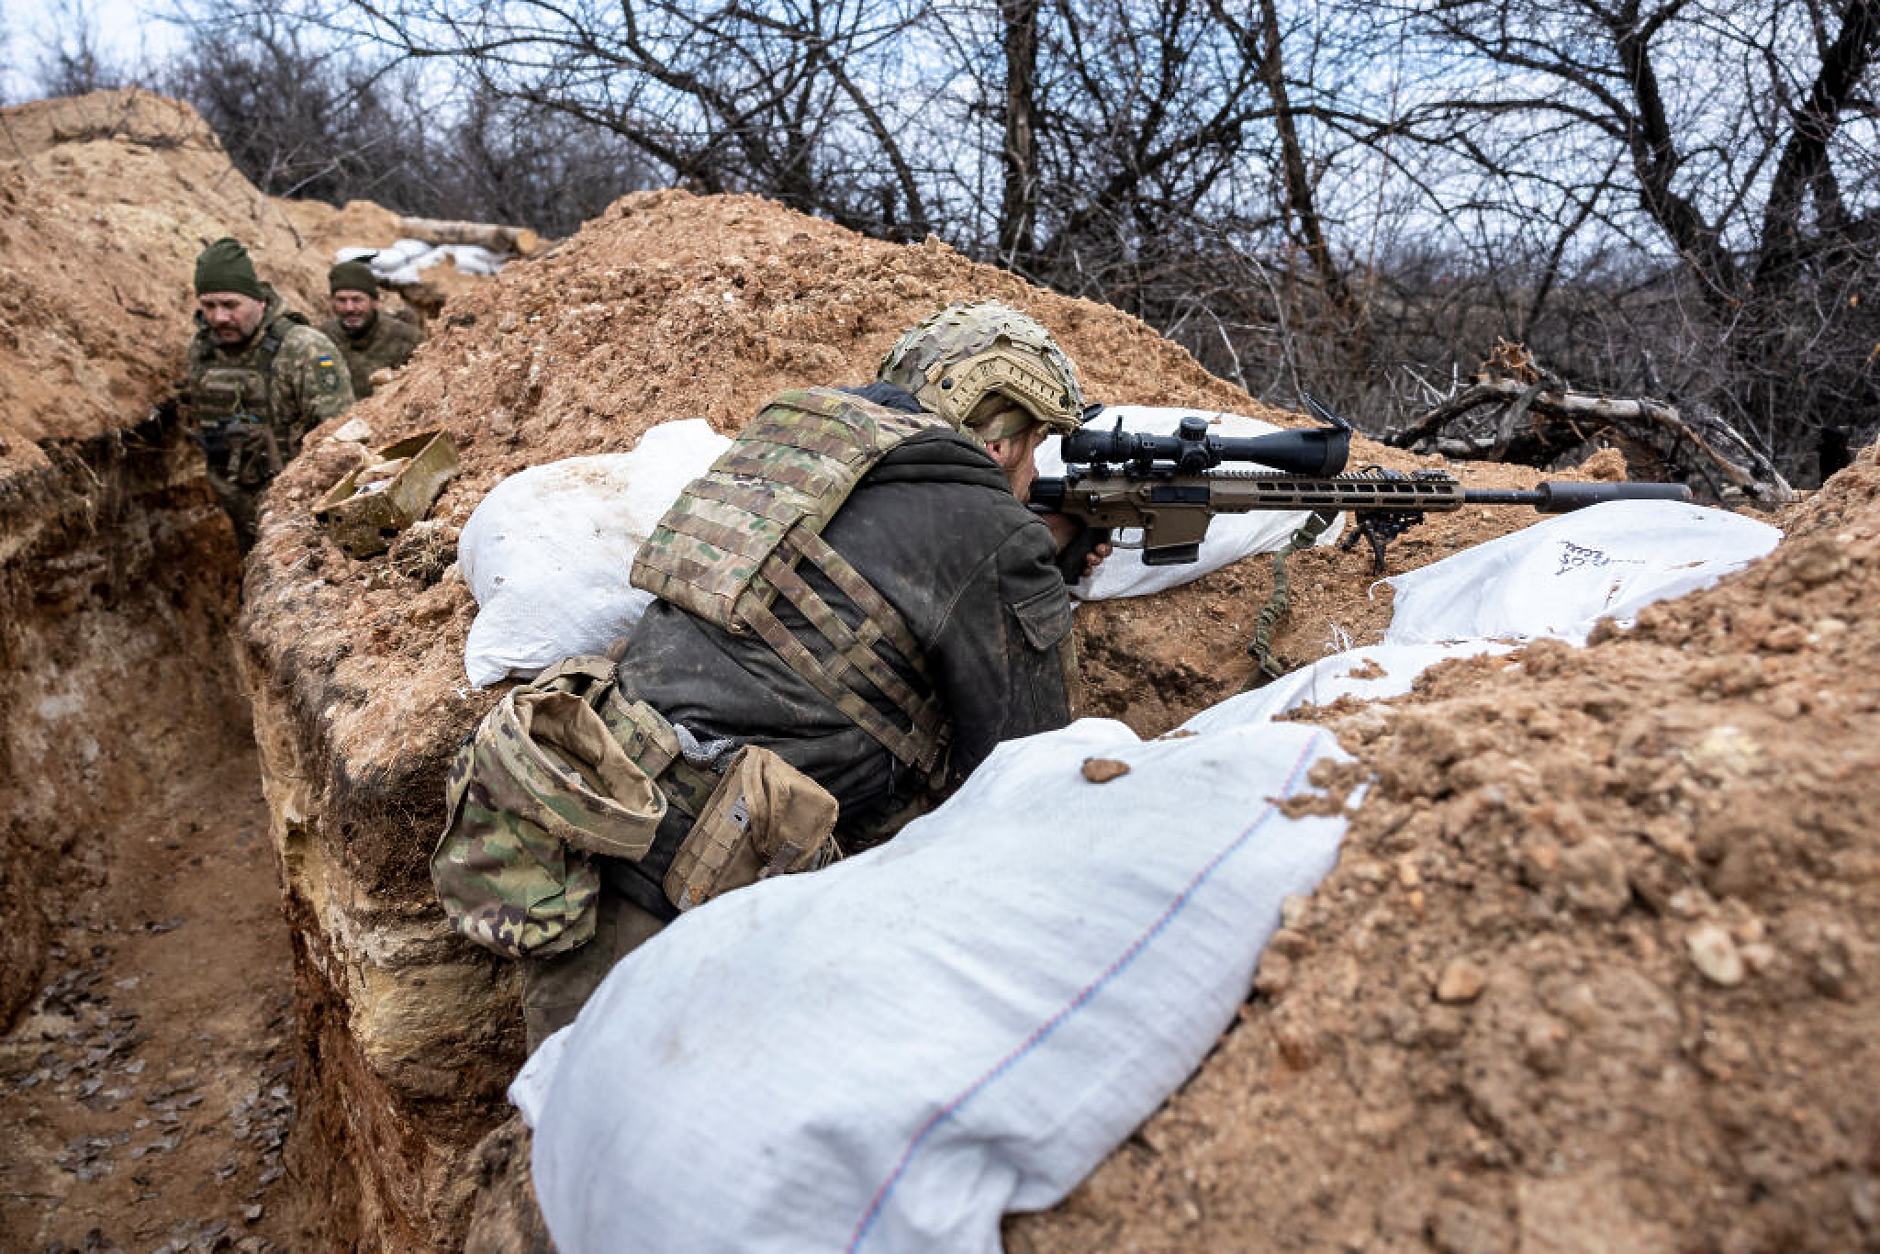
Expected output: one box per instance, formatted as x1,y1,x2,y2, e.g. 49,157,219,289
3,0,181,101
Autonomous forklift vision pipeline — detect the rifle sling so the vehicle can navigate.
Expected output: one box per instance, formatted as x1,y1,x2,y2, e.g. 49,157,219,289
1245,509,1338,687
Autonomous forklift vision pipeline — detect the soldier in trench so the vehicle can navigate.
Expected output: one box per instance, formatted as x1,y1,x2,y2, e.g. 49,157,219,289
316,257,423,399
184,237,354,549
434,300,1111,1050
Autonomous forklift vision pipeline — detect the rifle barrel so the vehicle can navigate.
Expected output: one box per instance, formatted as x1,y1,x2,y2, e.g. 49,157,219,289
1463,482,1692,513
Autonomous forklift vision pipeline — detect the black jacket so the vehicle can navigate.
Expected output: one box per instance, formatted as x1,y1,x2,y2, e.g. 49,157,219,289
609,384,1075,910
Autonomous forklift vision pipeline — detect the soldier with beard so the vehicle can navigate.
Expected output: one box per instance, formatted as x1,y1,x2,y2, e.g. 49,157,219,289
317,256,423,399
184,237,353,547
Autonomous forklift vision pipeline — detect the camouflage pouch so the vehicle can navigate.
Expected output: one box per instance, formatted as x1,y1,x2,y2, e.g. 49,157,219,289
663,745,842,912
432,656,668,959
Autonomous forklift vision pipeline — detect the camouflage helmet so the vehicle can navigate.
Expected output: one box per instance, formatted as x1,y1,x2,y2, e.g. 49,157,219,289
878,300,1084,435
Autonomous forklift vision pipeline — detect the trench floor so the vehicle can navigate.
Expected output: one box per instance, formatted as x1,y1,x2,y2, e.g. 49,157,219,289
0,728,306,1253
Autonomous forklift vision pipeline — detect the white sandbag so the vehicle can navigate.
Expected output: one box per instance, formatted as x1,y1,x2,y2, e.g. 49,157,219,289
440,244,505,276
1184,501,1777,729
511,718,1349,1254
1041,406,1346,601
340,240,508,285
1384,499,1781,647
364,238,434,278
369,241,454,284
380,237,434,263
459,421,730,686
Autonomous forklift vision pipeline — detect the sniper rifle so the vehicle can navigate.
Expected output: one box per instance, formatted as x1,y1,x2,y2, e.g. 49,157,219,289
1030,397,1693,581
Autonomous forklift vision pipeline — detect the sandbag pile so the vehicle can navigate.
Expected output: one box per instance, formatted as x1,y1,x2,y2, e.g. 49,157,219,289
512,498,1778,1252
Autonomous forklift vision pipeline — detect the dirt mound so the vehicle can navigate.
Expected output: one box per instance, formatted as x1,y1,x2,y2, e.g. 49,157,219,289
0,87,218,160
1010,456,1880,1249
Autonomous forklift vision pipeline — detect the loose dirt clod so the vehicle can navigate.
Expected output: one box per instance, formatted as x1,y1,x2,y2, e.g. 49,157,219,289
1081,758,1132,783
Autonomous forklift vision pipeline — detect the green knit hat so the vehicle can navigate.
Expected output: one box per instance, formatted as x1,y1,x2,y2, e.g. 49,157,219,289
329,256,379,296
194,237,265,300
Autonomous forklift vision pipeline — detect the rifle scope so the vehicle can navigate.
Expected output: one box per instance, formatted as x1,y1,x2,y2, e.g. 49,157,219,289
1061,409,1350,477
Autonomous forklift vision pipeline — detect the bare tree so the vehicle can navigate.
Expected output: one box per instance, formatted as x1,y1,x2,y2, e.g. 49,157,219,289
1208,0,1348,316
33,0,129,97
423,80,660,237
1353,0,1880,479
163,3,408,201
997,0,1042,262
325,0,935,240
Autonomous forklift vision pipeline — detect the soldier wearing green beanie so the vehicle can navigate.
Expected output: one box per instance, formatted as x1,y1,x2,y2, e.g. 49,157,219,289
328,257,379,296
319,254,423,399
184,236,354,548
193,236,267,301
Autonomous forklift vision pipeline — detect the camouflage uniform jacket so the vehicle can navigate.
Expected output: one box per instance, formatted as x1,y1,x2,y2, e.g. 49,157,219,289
609,381,1076,916
186,287,354,473
317,310,422,398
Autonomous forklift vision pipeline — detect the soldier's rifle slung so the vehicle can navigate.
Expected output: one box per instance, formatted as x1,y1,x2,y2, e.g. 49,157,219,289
1030,398,1694,579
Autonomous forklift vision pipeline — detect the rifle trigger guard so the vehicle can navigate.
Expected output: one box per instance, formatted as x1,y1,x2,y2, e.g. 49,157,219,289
1107,527,1147,551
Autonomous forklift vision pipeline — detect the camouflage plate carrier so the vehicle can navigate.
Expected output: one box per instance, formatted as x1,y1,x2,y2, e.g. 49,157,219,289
189,317,301,491
434,388,964,958
630,386,958,779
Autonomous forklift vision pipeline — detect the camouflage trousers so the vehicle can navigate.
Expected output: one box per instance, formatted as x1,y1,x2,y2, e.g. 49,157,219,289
520,882,668,1053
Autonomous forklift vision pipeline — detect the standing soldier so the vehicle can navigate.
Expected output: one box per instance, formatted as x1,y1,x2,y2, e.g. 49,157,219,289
186,237,354,548
317,256,424,399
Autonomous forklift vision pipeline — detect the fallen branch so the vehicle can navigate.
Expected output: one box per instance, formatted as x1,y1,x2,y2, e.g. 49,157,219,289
1386,376,1792,504
397,216,543,256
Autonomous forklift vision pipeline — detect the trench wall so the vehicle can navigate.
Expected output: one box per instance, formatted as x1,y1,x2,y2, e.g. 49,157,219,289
0,410,514,1251
0,415,245,1026
234,479,518,1249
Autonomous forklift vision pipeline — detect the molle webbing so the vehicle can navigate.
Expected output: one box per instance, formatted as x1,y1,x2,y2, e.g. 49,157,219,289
747,529,947,775
631,388,955,774
632,389,952,625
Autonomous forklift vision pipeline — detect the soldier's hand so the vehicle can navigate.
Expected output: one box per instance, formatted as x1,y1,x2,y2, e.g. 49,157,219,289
1075,539,1113,579
1042,512,1113,580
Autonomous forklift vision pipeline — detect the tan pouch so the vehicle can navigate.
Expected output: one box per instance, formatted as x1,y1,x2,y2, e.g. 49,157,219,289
663,745,841,911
